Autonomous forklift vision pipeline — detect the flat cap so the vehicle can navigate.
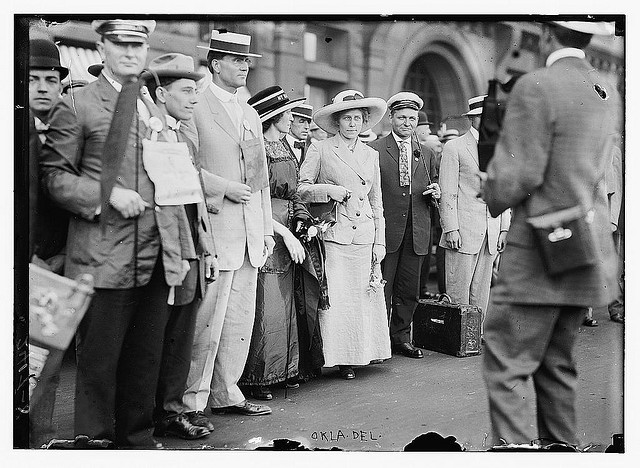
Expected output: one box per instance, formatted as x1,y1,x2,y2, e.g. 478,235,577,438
387,91,424,112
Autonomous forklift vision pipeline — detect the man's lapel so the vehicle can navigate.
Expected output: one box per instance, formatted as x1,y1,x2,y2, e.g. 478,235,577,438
385,134,400,165
204,88,241,143
465,131,480,169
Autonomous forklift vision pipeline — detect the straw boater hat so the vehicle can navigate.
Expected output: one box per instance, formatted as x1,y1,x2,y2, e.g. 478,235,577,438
291,103,313,121
462,95,487,116
140,53,205,83
29,38,69,80
551,21,615,35
386,91,424,112
92,19,156,43
313,89,387,135
247,86,306,123
197,30,262,58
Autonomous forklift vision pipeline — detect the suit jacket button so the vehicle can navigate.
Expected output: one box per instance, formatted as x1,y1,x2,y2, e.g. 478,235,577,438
352,225,357,229
359,196,364,201
402,213,406,217
356,211,361,216
402,192,406,196
361,180,366,185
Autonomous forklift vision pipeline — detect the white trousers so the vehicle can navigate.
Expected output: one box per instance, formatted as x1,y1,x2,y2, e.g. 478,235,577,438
182,253,257,411
444,236,496,320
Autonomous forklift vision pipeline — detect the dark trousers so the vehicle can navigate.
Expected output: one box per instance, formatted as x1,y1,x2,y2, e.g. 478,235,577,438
154,297,199,424
74,258,170,447
382,210,425,345
482,301,585,446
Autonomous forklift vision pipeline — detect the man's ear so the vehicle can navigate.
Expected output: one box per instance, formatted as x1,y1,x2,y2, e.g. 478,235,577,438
156,86,167,104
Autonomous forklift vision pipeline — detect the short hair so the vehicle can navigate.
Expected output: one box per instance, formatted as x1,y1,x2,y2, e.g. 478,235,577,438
145,76,181,104
550,24,593,49
262,112,287,133
331,108,370,128
207,50,229,74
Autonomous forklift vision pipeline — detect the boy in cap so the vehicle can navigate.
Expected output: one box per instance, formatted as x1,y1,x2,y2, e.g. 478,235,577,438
369,92,440,359
40,19,193,448
180,29,275,420
283,103,313,166
481,21,620,446
438,95,510,333
139,53,219,439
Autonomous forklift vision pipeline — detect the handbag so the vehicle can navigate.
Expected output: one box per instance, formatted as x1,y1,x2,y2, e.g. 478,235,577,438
308,200,339,225
526,205,598,276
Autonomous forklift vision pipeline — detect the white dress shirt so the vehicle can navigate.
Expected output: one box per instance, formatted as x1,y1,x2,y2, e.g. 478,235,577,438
209,81,243,135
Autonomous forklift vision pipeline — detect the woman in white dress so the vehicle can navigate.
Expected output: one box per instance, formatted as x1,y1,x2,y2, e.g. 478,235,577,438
297,90,391,380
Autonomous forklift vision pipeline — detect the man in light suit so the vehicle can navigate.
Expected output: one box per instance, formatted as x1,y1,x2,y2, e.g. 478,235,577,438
438,96,510,326
181,30,275,424
481,21,620,446
370,92,440,359
283,103,313,167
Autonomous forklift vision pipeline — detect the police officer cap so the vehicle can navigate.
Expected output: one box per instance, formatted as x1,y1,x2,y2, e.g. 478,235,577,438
92,19,156,43
387,92,424,112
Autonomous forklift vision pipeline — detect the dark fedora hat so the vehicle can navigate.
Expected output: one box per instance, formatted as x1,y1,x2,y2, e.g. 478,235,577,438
248,86,305,122
30,38,69,80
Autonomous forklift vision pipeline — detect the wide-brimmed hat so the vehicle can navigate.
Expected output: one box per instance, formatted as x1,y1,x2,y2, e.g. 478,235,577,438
92,19,156,43
462,95,487,116
197,30,262,58
248,86,305,123
29,38,69,80
291,103,313,120
313,90,387,135
140,53,204,84
387,91,424,112
552,21,615,36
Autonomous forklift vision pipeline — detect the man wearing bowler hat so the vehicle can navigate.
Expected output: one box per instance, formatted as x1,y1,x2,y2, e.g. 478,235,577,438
283,103,313,166
40,19,194,448
139,53,219,439
181,29,274,422
481,20,621,447
27,37,70,448
370,92,440,359
438,95,510,331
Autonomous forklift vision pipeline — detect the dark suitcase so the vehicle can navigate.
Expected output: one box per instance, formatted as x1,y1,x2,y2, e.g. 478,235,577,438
413,294,483,357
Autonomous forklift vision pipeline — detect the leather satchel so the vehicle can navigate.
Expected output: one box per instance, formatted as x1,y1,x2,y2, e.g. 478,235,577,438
526,205,598,276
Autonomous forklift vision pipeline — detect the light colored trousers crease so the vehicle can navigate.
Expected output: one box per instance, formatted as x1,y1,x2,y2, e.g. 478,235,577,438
182,253,258,411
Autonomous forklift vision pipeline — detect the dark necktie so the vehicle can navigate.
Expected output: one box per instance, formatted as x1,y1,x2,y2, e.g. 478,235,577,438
399,140,410,187
293,140,305,150
100,79,141,228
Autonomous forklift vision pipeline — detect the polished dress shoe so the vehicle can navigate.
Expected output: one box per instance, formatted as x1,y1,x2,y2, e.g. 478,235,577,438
155,414,210,440
249,386,273,401
185,411,215,432
211,400,272,416
339,366,355,380
369,359,384,364
393,342,424,358
583,318,599,327
610,313,624,324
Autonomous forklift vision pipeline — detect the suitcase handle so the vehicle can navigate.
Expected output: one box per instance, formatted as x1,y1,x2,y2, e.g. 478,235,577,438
423,292,453,303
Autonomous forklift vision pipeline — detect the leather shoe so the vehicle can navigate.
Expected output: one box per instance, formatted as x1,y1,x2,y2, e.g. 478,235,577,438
339,366,355,380
185,411,215,432
583,318,599,327
610,313,624,324
211,400,272,416
393,342,423,358
155,414,210,440
249,386,273,401
369,359,384,364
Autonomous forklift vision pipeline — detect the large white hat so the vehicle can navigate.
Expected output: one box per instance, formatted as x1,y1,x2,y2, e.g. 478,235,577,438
552,21,615,36
313,90,387,135
197,29,262,58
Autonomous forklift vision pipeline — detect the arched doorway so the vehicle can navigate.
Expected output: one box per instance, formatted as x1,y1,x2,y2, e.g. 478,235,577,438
403,51,469,135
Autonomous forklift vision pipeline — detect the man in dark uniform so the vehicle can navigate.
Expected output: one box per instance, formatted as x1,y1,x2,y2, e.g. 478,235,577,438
481,20,621,447
40,19,194,448
370,92,440,359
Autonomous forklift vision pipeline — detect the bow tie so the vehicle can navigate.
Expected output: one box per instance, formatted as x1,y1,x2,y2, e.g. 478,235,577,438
293,140,305,150
34,118,49,134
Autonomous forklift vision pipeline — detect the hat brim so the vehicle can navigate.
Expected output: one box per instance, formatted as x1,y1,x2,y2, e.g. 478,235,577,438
196,45,262,58
313,97,387,135
31,65,69,80
463,108,483,116
259,97,306,123
140,69,205,83
552,21,615,36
